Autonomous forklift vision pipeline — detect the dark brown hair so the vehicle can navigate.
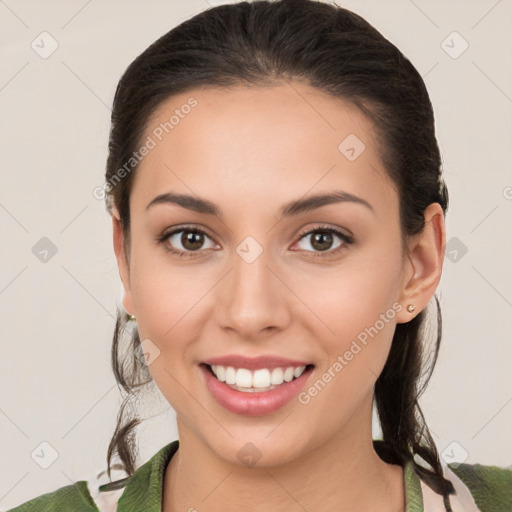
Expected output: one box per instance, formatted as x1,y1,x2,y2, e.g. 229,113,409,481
103,0,453,508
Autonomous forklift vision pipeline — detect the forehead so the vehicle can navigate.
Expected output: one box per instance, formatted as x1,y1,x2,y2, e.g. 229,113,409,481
130,81,396,218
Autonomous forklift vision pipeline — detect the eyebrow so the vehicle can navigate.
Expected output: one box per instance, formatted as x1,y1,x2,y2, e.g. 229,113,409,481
145,190,374,218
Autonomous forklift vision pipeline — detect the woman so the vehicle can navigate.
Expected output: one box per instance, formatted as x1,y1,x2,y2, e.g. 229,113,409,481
9,0,511,511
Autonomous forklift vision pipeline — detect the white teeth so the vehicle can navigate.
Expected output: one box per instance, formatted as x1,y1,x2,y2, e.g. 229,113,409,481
253,369,271,388
283,367,295,382
270,367,284,385
235,368,253,388
225,366,236,385
209,364,307,390
293,366,304,378
214,365,225,382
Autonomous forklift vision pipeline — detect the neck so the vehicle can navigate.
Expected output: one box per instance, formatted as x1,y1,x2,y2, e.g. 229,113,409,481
162,405,405,512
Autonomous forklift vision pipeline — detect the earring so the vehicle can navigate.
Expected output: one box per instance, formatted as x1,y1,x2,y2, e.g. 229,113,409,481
406,304,416,313
128,314,136,321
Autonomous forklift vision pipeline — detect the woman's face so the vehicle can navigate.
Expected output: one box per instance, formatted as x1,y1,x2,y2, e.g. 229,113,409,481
113,81,441,466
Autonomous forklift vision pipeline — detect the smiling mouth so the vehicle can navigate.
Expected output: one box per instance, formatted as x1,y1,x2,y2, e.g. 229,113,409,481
201,363,315,393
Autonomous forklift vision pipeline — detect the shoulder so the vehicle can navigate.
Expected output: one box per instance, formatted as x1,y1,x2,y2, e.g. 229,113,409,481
6,481,99,512
448,461,512,511
7,440,180,512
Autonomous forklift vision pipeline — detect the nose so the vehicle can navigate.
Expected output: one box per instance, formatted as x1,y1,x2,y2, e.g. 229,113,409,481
215,244,292,340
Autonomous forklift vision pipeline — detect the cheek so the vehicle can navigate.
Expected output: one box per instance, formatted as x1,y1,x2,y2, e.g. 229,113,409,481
291,235,403,405
296,300,398,434
293,237,403,347
127,255,211,388
128,254,207,404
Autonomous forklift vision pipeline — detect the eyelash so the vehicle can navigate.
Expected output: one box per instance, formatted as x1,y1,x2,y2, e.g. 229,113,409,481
157,224,354,259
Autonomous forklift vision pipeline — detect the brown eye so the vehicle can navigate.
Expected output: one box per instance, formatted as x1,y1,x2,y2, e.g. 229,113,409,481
295,226,353,256
310,231,335,252
159,227,217,257
180,231,205,251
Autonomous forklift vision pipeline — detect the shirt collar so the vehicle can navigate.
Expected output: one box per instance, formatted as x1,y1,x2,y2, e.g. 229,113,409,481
114,440,426,512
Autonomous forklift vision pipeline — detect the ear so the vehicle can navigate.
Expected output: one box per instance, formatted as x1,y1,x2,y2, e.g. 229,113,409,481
395,202,446,324
112,207,136,317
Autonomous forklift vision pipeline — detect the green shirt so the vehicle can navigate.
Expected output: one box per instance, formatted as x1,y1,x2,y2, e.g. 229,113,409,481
7,440,512,512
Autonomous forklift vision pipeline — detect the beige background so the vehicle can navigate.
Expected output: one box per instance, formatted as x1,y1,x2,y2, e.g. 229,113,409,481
1,0,511,509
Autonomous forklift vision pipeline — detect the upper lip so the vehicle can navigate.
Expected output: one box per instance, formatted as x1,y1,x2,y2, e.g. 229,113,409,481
202,355,312,371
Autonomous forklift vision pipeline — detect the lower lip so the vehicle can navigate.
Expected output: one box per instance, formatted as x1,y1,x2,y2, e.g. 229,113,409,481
200,364,314,416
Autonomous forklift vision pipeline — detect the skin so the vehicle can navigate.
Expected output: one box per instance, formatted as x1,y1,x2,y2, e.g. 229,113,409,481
112,80,445,512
